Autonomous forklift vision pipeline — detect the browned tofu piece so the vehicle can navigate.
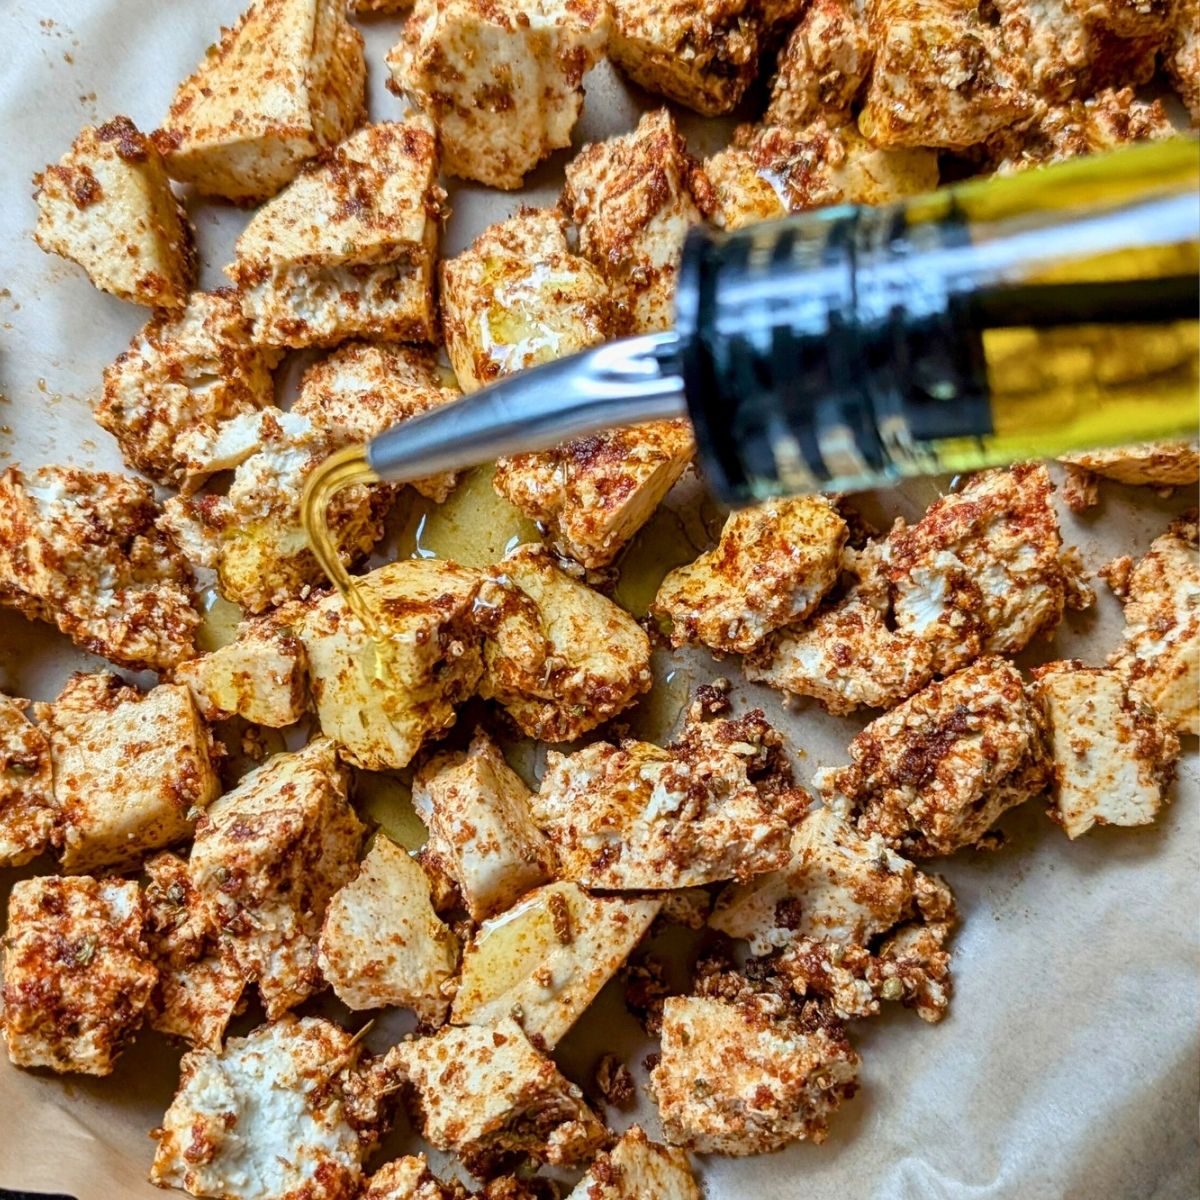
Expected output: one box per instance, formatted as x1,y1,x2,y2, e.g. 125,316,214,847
1058,439,1199,514
361,1157,465,1200
0,695,56,868
565,1126,701,1199
1167,0,1200,124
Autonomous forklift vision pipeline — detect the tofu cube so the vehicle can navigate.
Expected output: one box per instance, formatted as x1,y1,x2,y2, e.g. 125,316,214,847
1059,438,1198,501
33,117,195,308
317,837,459,1023
300,560,486,770
1,876,156,1075
412,730,556,920
566,1126,700,1200
190,738,364,1018
0,695,56,867
228,120,442,348
0,464,199,671
1167,0,1200,124
36,673,220,874
154,0,366,202
362,1157,461,1200
451,881,660,1049
649,995,859,1155
386,0,610,190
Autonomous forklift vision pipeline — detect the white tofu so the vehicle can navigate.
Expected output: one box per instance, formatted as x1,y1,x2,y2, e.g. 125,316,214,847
36,673,220,875
451,882,660,1049
1167,0,1200,124
33,117,194,308
566,1126,700,1200
1,876,156,1075
361,1157,460,1200
0,695,56,867
1059,438,1199,495
387,0,609,189
155,0,366,202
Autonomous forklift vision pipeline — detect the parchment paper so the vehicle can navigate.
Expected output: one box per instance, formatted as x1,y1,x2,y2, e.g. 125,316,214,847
0,2,1196,1197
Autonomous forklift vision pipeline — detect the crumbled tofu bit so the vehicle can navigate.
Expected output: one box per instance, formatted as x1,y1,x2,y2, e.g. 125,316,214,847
154,0,366,203
704,120,939,231
562,108,713,334
33,117,195,308
440,208,614,395
858,0,1031,150
0,695,56,867
1059,439,1199,491
387,0,609,190
817,656,1050,857
566,1125,700,1200
300,560,486,771
35,673,220,874
1167,0,1200,124
650,994,859,1155
0,464,198,671
608,0,765,115
1,876,156,1075
362,1156,463,1200
451,882,660,1049
190,738,364,1019
476,545,653,740
293,342,463,502
227,120,442,348
1106,513,1200,737
385,1018,607,1175
318,837,459,1022
412,729,555,920
653,497,847,654
151,1015,373,1200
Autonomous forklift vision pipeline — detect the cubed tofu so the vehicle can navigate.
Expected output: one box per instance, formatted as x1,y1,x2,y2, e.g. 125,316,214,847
817,656,1050,857
653,497,847,653
608,0,765,115
563,109,713,334
190,738,363,1018
1,876,156,1075
35,673,220,874
1106,514,1200,736
477,545,653,741
0,464,198,671
0,695,56,867
300,560,486,770
859,0,1031,150
385,1018,607,1175
1031,661,1179,839
317,838,458,1022
1059,439,1199,502
387,0,609,190
412,730,555,920
649,994,859,1155
1167,0,1200,124
566,1126,700,1200
151,1016,373,1200
451,882,660,1049
227,120,442,349
96,291,281,486
154,0,366,202
361,1157,461,1200
33,117,195,308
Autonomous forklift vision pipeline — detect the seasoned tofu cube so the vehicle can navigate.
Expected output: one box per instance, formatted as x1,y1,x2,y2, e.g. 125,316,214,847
227,120,442,348
154,0,366,202
1167,0,1200,124
608,0,765,115
563,109,713,334
0,695,56,867
33,117,195,308
451,882,660,1049
566,1126,700,1200
36,673,220,874
318,838,458,1023
477,545,653,741
385,1018,607,1175
0,464,198,671
96,291,281,486
817,657,1050,857
859,0,1030,150
653,497,847,653
1,876,156,1075
300,560,486,770
649,994,859,1155
412,730,555,920
1058,439,1199,514
1030,661,1179,839
151,1016,375,1199
362,1157,461,1200
1105,514,1200,736
387,0,609,190
190,738,363,1018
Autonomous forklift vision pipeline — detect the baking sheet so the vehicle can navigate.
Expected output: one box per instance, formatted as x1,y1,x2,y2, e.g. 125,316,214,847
0,2,1197,1197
